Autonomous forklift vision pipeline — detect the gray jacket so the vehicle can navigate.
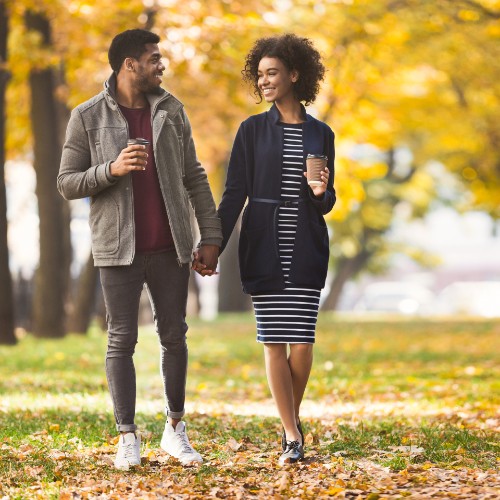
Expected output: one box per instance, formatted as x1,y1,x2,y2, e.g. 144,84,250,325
58,74,222,266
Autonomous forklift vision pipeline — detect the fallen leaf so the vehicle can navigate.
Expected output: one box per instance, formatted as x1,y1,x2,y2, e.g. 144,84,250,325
326,486,345,495
276,471,290,492
305,432,315,445
49,450,67,461
226,436,242,452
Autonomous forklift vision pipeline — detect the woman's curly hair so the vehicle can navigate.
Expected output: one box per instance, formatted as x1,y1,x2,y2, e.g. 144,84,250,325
242,33,325,105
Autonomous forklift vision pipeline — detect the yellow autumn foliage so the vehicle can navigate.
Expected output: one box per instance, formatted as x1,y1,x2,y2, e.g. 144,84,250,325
4,0,500,223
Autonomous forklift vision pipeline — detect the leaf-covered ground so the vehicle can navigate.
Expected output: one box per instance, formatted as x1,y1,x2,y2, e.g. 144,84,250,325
1,315,499,499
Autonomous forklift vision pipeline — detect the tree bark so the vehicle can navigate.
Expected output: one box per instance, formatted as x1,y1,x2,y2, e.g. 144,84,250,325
67,251,97,334
13,271,33,331
321,250,372,311
0,0,16,344
26,11,70,338
218,215,251,312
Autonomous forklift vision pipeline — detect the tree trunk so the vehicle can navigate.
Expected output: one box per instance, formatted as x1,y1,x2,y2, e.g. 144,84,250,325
13,272,33,332
218,215,251,312
54,65,72,290
67,251,97,334
0,0,16,345
321,250,372,311
26,11,70,338
53,63,75,328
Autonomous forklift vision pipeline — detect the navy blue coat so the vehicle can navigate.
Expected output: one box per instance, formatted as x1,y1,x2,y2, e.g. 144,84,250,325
218,104,336,294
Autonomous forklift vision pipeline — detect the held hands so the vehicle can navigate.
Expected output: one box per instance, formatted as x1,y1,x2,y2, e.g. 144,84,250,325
304,167,330,197
192,245,220,277
110,145,148,177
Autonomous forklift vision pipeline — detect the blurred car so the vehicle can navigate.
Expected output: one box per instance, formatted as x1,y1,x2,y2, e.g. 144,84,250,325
353,282,436,315
436,281,500,318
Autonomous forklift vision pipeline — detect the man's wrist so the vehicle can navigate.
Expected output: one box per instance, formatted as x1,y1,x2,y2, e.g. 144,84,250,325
104,161,119,182
198,240,222,248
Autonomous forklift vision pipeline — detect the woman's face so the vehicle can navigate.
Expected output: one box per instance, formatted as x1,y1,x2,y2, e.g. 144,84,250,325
257,57,298,104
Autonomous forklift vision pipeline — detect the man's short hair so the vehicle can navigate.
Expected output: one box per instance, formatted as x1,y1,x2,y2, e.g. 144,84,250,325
108,29,160,73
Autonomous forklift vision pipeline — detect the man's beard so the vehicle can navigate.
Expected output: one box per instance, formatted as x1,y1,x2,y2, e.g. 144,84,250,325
136,73,162,95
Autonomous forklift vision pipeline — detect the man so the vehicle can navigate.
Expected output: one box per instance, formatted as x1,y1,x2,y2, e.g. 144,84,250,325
58,29,221,469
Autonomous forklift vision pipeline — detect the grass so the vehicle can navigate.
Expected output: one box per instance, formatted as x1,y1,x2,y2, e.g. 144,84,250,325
0,314,499,498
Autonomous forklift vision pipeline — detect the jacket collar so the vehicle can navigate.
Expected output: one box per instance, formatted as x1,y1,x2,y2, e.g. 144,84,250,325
103,73,170,114
268,102,312,124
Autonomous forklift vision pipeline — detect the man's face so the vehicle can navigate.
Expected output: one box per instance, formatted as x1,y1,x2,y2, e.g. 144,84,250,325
132,43,165,95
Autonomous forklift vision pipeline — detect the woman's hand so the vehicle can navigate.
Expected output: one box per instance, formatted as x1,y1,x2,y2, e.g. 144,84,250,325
304,167,329,198
192,245,220,277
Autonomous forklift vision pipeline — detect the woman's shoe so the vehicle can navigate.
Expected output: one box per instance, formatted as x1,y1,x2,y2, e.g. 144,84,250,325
278,440,304,465
297,419,304,444
281,420,304,451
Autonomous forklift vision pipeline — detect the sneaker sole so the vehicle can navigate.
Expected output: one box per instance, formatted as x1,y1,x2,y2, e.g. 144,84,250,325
114,461,141,470
278,453,305,466
180,459,202,466
160,439,202,466
164,455,202,466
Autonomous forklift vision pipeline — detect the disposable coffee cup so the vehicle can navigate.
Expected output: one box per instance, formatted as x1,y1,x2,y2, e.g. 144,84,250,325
306,154,327,187
127,138,149,171
127,138,150,146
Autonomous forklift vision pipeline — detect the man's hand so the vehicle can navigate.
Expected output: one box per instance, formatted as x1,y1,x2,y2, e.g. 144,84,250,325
110,145,148,177
192,245,220,277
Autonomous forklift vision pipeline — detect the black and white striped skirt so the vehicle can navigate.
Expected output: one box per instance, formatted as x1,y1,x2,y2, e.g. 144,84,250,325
251,286,320,344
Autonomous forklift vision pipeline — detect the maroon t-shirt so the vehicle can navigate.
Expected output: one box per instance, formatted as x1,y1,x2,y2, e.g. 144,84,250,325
119,104,174,253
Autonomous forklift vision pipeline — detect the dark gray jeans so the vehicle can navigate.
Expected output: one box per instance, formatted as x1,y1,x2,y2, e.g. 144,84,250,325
100,250,189,432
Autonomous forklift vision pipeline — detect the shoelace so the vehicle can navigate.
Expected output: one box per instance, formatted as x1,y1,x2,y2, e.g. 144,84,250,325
285,440,301,453
123,440,137,459
177,432,195,454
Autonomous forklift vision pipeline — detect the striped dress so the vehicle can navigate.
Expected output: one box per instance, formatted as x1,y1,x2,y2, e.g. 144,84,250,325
251,124,321,344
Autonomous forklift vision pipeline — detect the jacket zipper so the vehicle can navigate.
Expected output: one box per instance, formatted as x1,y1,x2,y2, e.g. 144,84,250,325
115,105,135,265
108,87,185,267
151,109,185,267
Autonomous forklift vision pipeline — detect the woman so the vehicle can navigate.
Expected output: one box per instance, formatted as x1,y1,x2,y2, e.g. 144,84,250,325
217,33,336,465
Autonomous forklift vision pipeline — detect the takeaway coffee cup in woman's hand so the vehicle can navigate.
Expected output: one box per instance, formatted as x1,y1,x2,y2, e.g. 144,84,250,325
306,154,327,187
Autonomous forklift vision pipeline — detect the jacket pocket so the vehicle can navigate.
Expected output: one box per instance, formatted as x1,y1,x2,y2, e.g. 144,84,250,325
95,141,104,164
239,225,277,281
309,221,329,270
90,126,127,166
89,194,120,256
181,191,194,245
289,219,329,288
163,123,184,174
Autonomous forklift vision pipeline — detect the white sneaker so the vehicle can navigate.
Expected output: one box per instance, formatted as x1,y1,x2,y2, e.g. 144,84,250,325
114,432,141,470
160,421,203,466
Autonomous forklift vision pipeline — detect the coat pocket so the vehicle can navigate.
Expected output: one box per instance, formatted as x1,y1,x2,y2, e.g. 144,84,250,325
309,220,330,270
289,219,329,288
89,194,120,256
238,225,278,281
95,141,104,164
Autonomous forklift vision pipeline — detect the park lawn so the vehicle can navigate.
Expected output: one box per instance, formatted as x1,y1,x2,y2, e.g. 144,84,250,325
0,315,498,499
